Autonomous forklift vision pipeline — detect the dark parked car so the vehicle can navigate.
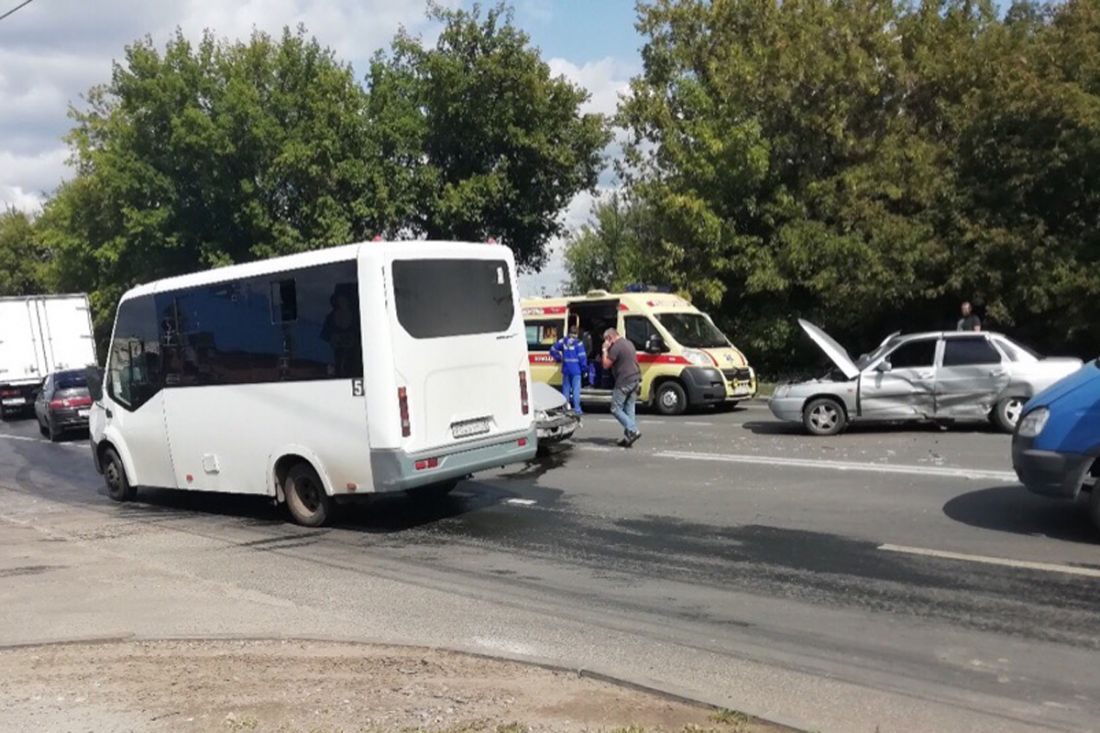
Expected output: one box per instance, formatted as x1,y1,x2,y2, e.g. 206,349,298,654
34,369,93,441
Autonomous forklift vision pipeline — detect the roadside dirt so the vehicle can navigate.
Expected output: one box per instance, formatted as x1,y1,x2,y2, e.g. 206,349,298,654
0,639,788,733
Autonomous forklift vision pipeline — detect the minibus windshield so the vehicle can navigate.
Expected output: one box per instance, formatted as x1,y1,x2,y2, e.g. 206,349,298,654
393,259,515,339
656,313,729,349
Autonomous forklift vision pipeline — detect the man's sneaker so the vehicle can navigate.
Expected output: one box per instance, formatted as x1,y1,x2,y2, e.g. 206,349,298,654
617,436,630,448
625,430,642,447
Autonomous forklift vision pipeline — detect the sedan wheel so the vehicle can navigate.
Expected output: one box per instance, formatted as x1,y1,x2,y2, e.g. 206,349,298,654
803,398,847,436
993,396,1026,433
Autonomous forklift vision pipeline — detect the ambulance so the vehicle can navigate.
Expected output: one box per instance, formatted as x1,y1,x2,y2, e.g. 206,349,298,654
521,290,756,415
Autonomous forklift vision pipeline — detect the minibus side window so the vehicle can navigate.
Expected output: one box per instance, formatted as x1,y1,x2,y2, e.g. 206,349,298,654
107,295,162,411
156,260,362,387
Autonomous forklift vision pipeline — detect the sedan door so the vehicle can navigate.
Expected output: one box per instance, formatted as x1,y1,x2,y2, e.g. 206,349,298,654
935,336,1010,419
34,376,51,425
859,337,939,420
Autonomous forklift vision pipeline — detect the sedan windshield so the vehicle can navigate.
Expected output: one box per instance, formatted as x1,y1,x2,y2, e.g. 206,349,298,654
55,372,88,390
656,313,729,348
855,337,901,370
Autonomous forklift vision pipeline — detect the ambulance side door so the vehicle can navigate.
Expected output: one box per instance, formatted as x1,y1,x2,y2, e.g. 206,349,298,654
525,318,565,387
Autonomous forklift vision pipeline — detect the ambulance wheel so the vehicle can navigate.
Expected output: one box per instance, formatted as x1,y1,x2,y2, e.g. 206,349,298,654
285,462,332,527
655,381,688,416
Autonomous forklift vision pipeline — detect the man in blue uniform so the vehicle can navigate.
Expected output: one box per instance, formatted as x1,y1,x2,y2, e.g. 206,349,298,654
550,326,587,415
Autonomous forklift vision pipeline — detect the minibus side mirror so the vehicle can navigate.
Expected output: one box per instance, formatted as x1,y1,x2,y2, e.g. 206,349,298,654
86,365,104,402
876,360,892,373
646,334,667,354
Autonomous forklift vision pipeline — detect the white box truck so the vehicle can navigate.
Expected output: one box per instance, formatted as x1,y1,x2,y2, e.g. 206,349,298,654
0,294,97,419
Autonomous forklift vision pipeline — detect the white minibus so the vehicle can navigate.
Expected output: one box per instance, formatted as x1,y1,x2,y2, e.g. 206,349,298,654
88,241,537,526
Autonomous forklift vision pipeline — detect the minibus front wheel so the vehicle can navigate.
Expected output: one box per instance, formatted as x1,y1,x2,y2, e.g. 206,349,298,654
102,447,136,503
284,462,333,527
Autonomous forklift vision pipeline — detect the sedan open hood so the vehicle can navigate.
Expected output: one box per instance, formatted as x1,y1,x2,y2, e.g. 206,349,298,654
798,319,860,380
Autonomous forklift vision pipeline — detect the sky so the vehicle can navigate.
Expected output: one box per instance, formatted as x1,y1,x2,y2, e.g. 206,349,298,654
0,0,642,295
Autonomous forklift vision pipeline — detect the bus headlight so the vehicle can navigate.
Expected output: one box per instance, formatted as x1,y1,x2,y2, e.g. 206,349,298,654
682,349,711,367
1017,408,1049,438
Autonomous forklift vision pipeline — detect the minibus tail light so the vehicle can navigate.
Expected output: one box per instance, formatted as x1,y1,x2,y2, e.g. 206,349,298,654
519,372,529,415
398,387,411,437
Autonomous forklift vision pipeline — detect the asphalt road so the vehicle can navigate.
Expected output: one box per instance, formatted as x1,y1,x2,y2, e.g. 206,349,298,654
1,402,1098,733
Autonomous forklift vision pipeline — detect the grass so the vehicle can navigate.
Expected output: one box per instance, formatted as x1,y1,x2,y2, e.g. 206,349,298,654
710,709,752,727
753,381,778,398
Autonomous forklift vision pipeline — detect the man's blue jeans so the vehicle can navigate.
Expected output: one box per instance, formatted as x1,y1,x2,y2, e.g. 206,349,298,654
610,382,638,434
561,373,583,414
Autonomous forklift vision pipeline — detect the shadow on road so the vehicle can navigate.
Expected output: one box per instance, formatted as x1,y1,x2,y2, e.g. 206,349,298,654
124,478,543,535
120,448,571,535
742,419,1003,437
943,485,1098,545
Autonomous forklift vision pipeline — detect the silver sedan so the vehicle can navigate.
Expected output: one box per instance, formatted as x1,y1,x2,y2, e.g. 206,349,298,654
770,320,1083,435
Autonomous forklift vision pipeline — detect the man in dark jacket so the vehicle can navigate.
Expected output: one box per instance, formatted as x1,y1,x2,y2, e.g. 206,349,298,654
957,301,981,332
601,328,641,447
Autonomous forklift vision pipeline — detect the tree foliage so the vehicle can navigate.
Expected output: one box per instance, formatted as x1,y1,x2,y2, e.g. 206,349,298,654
563,193,662,293
586,0,1100,370
40,5,608,336
367,3,610,269
0,208,49,296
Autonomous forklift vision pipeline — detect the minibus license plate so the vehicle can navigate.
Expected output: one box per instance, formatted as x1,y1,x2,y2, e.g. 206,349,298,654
452,419,489,439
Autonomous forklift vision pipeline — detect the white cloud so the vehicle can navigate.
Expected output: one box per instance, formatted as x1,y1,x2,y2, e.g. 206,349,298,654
0,0,455,211
518,186,617,298
0,147,70,212
547,56,634,117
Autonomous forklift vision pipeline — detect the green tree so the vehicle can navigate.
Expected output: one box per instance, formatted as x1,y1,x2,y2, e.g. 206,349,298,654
0,208,49,296
41,27,377,335
563,193,660,293
368,2,611,270
616,0,1100,370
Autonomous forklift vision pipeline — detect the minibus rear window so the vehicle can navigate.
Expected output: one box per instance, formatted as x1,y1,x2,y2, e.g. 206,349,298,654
393,259,515,339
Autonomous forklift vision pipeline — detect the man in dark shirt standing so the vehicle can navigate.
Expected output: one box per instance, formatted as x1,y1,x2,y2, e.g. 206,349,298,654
601,328,642,447
957,301,981,332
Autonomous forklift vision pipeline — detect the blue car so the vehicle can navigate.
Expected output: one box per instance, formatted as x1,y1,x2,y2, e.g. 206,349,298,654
1012,359,1100,530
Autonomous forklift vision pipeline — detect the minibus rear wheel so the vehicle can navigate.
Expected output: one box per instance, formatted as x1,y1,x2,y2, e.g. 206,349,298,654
285,462,333,528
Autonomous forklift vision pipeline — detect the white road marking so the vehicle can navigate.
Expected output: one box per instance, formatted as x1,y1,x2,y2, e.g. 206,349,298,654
655,450,1018,482
0,434,40,443
505,498,537,506
680,421,714,426
879,544,1100,579
0,434,88,450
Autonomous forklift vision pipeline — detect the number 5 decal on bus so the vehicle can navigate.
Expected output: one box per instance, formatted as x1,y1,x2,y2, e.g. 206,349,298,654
352,379,364,397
